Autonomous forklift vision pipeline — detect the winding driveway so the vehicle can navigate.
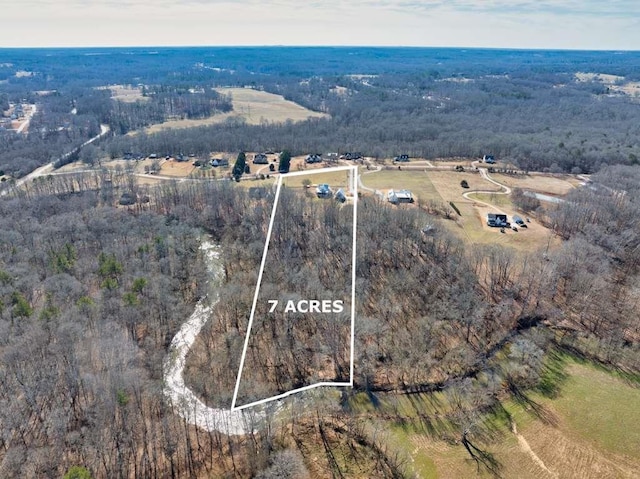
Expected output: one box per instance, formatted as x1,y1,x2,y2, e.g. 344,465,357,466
356,160,514,214
462,161,512,215
357,163,384,198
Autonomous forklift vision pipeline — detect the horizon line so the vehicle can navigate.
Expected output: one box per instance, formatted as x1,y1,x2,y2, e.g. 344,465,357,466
0,44,639,53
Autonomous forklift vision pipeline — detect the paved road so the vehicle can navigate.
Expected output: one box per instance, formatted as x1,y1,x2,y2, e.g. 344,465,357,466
1,124,110,197
16,103,37,134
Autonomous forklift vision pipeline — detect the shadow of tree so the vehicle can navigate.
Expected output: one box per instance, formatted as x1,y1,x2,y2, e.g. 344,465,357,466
462,433,503,477
536,349,570,399
509,382,559,427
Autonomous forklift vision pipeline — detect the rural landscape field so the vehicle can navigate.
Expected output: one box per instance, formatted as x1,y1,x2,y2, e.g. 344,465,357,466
1,42,639,479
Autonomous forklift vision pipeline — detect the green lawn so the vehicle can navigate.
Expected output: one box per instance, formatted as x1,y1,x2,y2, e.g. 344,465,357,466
468,192,514,209
282,170,351,189
550,358,640,458
350,352,640,478
388,424,439,478
359,169,441,202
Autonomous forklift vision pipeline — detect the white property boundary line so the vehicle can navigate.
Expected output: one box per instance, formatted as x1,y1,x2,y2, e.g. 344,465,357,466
231,165,358,412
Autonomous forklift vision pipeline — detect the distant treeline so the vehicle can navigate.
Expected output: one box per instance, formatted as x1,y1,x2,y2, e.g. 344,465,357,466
0,84,231,178
2,47,640,176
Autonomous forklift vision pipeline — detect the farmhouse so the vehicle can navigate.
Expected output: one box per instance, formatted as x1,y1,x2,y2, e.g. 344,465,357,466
487,213,508,227
387,189,414,204
253,153,269,164
316,183,332,198
394,154,410,162
305,154,322,164
483,155,496,164
211,158,229,167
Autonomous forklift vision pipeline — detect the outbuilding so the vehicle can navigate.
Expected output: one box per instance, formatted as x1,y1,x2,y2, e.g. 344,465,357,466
387,189,414,204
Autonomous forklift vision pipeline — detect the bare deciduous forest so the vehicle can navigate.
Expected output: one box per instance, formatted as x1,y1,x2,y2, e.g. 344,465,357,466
0,47,639,478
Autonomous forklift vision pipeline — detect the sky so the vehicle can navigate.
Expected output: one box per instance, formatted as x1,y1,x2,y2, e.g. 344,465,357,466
2,0,639,50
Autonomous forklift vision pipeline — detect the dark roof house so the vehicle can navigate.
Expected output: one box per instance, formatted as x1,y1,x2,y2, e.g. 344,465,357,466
253,153,269,164
316,183,332,198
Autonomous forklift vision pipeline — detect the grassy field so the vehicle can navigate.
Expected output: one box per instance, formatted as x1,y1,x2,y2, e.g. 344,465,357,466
232,176,276,188
349,353,640,478
359,169,441,199
359,169,557,252
96,84,148,102
282,170,352,190
551,361,640,458
141,87,328,134
159,159,196,177
490,173,579,196
469,191,514,208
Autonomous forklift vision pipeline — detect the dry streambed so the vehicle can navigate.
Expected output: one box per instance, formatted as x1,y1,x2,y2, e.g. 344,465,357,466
163,240,263,435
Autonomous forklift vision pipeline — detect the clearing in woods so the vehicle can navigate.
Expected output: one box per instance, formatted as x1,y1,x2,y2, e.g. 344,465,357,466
96,84,149,102
359,168,558,252
140,87,329,134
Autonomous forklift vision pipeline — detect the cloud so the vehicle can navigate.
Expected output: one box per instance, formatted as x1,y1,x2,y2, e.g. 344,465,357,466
1,0,638,49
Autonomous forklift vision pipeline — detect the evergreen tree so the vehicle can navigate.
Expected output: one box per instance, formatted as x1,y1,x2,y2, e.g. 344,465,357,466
232,151,247,181
278,150,291,173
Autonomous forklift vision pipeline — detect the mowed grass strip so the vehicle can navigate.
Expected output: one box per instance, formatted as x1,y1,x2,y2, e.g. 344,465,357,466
282,170,351,189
